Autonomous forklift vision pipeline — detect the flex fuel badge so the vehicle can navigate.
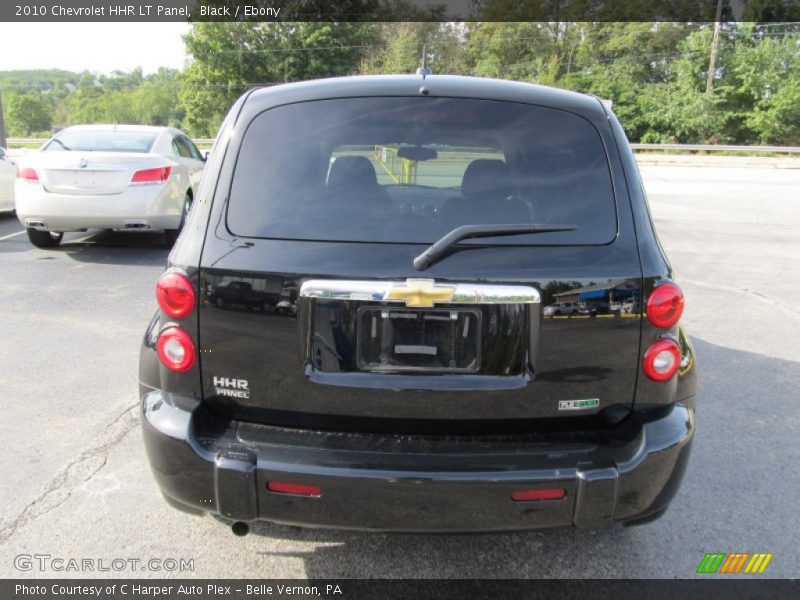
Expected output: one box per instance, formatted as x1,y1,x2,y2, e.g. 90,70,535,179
558,398,600,411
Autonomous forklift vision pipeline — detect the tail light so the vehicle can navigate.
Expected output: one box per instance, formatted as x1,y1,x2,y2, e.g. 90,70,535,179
16,166,39,182
156,327,196,373
130,166,171,185
646,283,684,329
267,482,322,498
642,339,681,382
156,271,195,319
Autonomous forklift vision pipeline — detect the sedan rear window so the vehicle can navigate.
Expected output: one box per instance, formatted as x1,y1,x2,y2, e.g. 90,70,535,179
45,130,157,153
228,97,617,245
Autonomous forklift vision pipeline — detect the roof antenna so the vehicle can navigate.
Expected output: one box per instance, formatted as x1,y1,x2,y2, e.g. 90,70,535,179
416,44,432,78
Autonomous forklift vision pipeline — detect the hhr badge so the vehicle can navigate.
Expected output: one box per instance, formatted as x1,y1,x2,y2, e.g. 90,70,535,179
213,376,250,399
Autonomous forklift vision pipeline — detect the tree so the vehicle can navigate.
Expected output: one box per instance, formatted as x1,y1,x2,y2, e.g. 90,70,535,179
360,23,467,75
6,93,54,135
725,28,800,144
179,22,381,136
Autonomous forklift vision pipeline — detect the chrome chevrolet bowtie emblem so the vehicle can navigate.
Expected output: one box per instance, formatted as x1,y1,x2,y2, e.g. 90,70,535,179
78,159,89,169
299,279,540,306
385,279,456,308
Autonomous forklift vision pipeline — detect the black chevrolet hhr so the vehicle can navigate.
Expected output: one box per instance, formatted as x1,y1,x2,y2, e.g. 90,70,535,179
139,74,696,533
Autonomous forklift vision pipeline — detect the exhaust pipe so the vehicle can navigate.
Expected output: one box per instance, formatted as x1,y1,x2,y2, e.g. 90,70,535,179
231,522,249,537
122,220,151,230
26,219,47,230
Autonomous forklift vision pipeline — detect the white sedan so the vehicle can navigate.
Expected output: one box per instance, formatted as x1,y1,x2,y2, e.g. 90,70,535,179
0,148,14,212
14,125,205,247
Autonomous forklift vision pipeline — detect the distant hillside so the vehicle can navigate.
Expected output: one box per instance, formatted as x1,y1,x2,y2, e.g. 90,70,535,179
0,69,86,93
0,67,182,137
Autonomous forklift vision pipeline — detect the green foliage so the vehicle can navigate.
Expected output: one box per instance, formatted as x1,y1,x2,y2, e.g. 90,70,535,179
1,67,183,135
1,21,798,146
178,22,380,136
727,31,800,144
360,23,466,75
0,69,80,94
5,93,53,135
361,21,800,146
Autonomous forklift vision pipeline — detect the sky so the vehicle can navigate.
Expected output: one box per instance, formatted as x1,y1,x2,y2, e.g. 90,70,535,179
0,23,190,74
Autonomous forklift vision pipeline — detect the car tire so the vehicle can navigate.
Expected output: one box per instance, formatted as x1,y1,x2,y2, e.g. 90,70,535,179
165,194,192,246
26,227,63,248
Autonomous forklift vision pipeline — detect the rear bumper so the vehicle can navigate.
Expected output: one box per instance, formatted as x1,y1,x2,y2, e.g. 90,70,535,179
141,390,694,532
14,183,182,231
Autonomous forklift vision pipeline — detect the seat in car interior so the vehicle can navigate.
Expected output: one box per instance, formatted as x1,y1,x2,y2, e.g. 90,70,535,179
441,159,530,224
326,156,391,206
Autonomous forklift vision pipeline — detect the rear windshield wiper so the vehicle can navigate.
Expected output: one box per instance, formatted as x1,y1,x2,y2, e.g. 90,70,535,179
413,223,577,271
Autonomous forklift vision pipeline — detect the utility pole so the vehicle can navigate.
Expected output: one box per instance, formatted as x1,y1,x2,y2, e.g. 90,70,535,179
706,0,724,93
0,93,6,148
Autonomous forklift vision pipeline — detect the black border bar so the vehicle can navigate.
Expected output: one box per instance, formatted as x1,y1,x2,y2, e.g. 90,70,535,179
4,579,800,600
3,1,800,22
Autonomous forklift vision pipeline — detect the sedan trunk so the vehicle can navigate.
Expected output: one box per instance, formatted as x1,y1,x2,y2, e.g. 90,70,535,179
37,152,170,195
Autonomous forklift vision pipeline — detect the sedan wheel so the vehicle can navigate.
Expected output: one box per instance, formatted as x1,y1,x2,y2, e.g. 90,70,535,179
26,227,63,248
165,195,192,246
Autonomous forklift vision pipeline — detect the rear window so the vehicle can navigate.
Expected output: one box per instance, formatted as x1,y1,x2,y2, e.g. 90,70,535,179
45,130,157,153
228,97,617,245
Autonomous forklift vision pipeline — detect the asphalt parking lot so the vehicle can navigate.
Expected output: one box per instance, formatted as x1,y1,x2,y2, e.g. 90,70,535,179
0,162,798,579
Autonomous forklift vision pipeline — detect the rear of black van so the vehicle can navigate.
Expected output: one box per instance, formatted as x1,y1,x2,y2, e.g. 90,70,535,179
140,76,695,531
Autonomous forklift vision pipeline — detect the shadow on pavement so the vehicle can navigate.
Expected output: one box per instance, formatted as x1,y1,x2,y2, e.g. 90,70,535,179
201,336,800,577
58,230,170,266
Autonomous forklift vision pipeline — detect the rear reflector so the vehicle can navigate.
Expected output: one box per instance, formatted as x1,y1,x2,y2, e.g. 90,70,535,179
267,482,322,498
156,271,195,319
646,283,684,329
16,166,39,182
130,166,171,185
511,488,567,502
642,338,681,382
156,326,196,373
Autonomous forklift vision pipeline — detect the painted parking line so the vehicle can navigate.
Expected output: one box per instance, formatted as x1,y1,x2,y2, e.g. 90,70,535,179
70,234,95,244
0,229,25,241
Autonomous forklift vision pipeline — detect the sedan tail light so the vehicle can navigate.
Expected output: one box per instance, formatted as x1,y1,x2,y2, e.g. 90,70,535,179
156,327,196,373
156,271,195,319
16,166,39,182
642,339,681,382
646,283,684,329
130,166,171,186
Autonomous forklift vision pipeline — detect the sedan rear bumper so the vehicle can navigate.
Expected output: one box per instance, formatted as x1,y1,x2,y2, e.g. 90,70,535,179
141,389,694,532
15,182,182,231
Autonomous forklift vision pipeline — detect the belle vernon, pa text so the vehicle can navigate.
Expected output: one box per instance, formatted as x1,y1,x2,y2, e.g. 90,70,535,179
16,584,343,596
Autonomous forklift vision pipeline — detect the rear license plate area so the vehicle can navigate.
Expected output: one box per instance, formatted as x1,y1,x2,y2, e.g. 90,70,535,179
356,307,481,373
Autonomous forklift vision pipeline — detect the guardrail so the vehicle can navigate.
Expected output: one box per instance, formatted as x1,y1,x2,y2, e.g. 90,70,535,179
4,139,800,154
630,143,800,154
4,138,217,148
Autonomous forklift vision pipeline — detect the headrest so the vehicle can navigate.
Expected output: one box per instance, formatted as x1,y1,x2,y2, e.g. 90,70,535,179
327,156,378,191
461,159,512,201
